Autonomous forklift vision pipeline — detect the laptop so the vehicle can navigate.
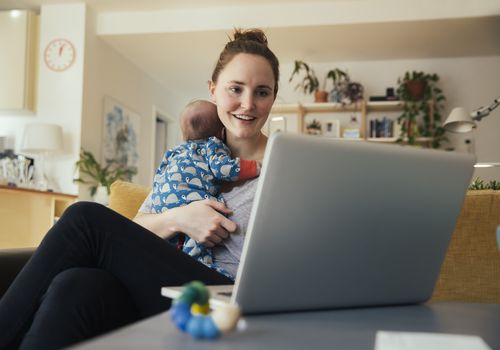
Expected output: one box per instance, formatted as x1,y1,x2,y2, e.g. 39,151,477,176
162,133,475,314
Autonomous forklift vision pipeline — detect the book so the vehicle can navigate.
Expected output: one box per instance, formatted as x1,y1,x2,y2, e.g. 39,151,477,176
370,117,395,138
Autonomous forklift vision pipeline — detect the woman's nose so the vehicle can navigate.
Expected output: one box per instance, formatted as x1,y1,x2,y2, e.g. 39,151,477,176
240,92,255,111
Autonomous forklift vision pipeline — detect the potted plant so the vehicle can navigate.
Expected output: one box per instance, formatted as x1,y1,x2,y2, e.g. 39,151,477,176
469,177,500,190
325,68,349,103
305,119,322,135
74,149,137,203
289,60,327,102
396,71,446,147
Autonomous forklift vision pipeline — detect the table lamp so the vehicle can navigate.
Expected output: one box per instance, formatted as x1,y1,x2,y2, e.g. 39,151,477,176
443,97,500,133
444,97,500,168
21,123,63,191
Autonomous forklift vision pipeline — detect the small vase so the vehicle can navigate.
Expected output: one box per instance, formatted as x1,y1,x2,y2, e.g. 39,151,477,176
329,88,342,103
93,185,109,205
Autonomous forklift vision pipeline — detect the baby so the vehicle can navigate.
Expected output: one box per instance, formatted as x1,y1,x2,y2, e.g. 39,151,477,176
151,100,261,278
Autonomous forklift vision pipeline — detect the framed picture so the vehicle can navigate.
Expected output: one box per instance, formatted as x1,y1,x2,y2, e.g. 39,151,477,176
268,116,287,135
102,96,140,176
323,120,340,138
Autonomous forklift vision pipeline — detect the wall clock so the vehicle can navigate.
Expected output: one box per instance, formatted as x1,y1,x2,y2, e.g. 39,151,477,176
44,38,76,72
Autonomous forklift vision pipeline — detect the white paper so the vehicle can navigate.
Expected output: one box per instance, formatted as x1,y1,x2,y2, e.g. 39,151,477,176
375,331,492,350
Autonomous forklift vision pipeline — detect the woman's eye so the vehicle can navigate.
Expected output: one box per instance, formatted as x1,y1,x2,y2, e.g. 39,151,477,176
256,90,270,97
228,86,242,94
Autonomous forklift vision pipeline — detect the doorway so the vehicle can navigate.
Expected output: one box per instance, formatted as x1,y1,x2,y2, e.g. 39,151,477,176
151,106,177,180
155,117,168,167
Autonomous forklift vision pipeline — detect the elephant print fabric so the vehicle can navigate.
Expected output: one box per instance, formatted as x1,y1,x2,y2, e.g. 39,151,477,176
151,136,244,279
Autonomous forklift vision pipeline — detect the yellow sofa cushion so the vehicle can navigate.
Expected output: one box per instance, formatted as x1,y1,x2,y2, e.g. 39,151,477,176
108,180,151,220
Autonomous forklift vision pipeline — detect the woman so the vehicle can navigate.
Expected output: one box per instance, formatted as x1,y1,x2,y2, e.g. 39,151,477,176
0,28,279,349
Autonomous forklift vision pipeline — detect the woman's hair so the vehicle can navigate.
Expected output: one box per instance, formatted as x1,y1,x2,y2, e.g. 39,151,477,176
211,28,280,97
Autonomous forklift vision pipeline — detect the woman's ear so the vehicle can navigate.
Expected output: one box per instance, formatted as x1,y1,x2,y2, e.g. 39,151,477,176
208,80,216,102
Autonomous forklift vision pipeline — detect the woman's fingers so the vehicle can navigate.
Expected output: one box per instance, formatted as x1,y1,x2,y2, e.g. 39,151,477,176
205,199,233,215
199,219,232,246
204,200,237,234
205,231,225,246
219,216,237,234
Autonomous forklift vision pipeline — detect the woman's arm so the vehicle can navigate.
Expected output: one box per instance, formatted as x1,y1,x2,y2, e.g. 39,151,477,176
133,200,237,247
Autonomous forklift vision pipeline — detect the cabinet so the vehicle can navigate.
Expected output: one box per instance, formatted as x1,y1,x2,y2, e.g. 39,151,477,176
0,10,38,112
268,101,433,144
0,186,77,248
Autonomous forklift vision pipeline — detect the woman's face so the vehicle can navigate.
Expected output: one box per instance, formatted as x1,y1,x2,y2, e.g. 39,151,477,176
209,53,276,141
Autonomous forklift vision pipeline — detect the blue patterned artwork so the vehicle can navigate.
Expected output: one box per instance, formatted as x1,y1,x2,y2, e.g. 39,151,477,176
102,96,139,177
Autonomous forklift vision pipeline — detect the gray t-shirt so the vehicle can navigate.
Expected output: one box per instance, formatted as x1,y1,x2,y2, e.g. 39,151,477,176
138,178,258,278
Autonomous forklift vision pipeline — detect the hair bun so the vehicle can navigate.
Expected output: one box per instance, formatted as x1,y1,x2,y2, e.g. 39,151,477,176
233,28,268,46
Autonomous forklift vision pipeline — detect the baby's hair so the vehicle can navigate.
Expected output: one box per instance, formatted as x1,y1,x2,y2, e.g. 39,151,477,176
212,28,280,96
181,100,222,140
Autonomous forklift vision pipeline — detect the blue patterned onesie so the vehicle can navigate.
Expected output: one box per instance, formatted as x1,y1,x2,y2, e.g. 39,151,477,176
151,136,258,279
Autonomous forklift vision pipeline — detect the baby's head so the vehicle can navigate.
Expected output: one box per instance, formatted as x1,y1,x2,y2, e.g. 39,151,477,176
180,100,223,141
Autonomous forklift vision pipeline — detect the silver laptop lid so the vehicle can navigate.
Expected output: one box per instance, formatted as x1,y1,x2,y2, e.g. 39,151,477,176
233,133,475,314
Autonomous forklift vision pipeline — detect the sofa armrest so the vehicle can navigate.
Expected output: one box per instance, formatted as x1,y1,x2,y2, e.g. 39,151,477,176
0,248,34,298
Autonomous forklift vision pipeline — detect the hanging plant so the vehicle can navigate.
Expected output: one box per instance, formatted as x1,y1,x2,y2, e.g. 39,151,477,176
396,71,446,148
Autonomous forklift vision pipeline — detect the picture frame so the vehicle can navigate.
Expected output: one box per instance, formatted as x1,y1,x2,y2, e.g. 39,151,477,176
102,96,140,176
323,120,340,138
268,116,287,135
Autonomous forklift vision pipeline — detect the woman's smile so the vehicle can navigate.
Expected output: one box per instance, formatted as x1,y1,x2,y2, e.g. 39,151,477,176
232,113,256,122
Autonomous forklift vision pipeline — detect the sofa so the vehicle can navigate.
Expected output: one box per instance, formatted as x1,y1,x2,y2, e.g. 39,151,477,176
431,190,500,302
1,183,499,303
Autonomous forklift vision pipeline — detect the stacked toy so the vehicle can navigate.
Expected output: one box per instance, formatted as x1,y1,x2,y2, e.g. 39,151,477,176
170,281,241,339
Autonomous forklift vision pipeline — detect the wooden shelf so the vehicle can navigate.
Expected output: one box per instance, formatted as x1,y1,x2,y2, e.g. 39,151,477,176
271,102,363,114
366,101,402,111
301,102,362,113
413,137,433,143
271,103,301,113
269,99,435,146
367,137,399,143
339,138,364,142
367,137,433,143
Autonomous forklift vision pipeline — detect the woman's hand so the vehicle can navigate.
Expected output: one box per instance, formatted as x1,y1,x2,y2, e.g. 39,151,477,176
173,200,237,247
133,199,237,247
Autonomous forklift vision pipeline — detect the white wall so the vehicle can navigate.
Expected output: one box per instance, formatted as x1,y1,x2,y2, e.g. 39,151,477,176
277,55,500,180
0,3,86,194
80,6,185,199
2,5,498,196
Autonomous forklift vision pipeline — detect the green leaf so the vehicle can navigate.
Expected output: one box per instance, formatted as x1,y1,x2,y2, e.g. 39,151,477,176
74,148,137,196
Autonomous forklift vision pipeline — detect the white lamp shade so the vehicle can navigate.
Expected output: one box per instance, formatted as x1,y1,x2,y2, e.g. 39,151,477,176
21,123,63,153
443,107,476,133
